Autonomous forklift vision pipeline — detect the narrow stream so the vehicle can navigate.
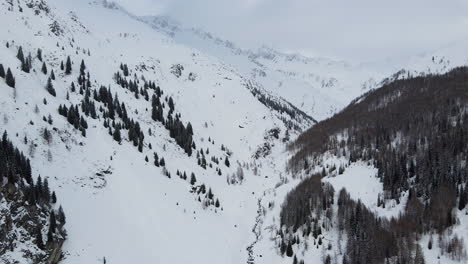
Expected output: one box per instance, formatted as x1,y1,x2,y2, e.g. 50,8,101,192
246,197,263,264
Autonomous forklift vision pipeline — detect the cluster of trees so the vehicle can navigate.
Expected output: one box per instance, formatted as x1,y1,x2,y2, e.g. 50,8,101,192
165,111,193,156
247,81,315,131
0,131,32,184
291,67,468,200
280,175,334,232
58,104,88,136
285,67,468,263
46,77,56,96
151,91,193,156
226,166,244,185
94,85,146,151
115,65,201,160
81,91,98,119
290,66,468,210
190,182,221,209
17,46,32,73
0,131,66,253
114,70,150,100
196,148,208,169
0,63,16,88
336,188,435,264
153,152,165,167
277,174,334,264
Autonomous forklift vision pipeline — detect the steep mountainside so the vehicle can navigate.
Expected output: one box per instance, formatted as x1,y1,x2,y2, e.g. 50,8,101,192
139,16,468,122
252,67,468,264
0,0,312,263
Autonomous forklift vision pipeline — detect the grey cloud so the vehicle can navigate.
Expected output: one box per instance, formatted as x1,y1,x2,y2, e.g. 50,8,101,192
114,0,468,62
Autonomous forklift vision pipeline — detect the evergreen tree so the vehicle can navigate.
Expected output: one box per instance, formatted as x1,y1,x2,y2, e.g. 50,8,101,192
160,157,165,166
37,48,43,61
459,186,467,210
58,206,66,224
286,242,293,257
46,77,56,97
21,53,31,73
50,69,55,80
0,64,4,78
65,56,72,74
80,59,86,75
51,191,57,203
225,156,230,167
35,226,44,250
49,211,57,234
414,244,425,264
113,127,121,143
154,153,160,167
17,46,24,63
41,62,48,74
5,68,15,88
190,173,196,185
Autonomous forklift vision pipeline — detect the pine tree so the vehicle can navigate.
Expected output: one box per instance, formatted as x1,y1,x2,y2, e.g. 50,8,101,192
154,153,160,167
0,64,4,78
49,211,57,234
5,68,15,88
190,173,196,185
51,191,57,203
21,53,31,73
286,242,293,257
225,156,230,167
41,62,48,74
80,59,86,75
65,56,72,74
58,206,66,224
35,226,44,249
43,178,51,201
50,69,55,80
37,48,43,61
113,127,121,143
17,46,24,63
46,77,56,97
414,244,425,264
160,157,165,166
458,186,467,210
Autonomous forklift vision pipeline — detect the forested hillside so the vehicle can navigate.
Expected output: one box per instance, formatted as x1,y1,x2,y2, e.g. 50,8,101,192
278,67,468,264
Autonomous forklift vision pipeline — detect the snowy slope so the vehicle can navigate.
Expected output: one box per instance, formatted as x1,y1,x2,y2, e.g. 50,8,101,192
0,0,310,263
140,16,468,122
139,16,383,121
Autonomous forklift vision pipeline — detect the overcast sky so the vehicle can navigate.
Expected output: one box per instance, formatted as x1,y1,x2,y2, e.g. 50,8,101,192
113,0,468,62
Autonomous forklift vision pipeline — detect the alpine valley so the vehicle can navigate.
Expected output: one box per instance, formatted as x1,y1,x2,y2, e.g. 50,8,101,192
1,1,468,264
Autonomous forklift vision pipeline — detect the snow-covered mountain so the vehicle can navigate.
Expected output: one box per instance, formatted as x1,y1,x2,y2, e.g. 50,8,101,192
139,15,380,121
1,0,468,264
138,16,468,122
0,0,312,263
